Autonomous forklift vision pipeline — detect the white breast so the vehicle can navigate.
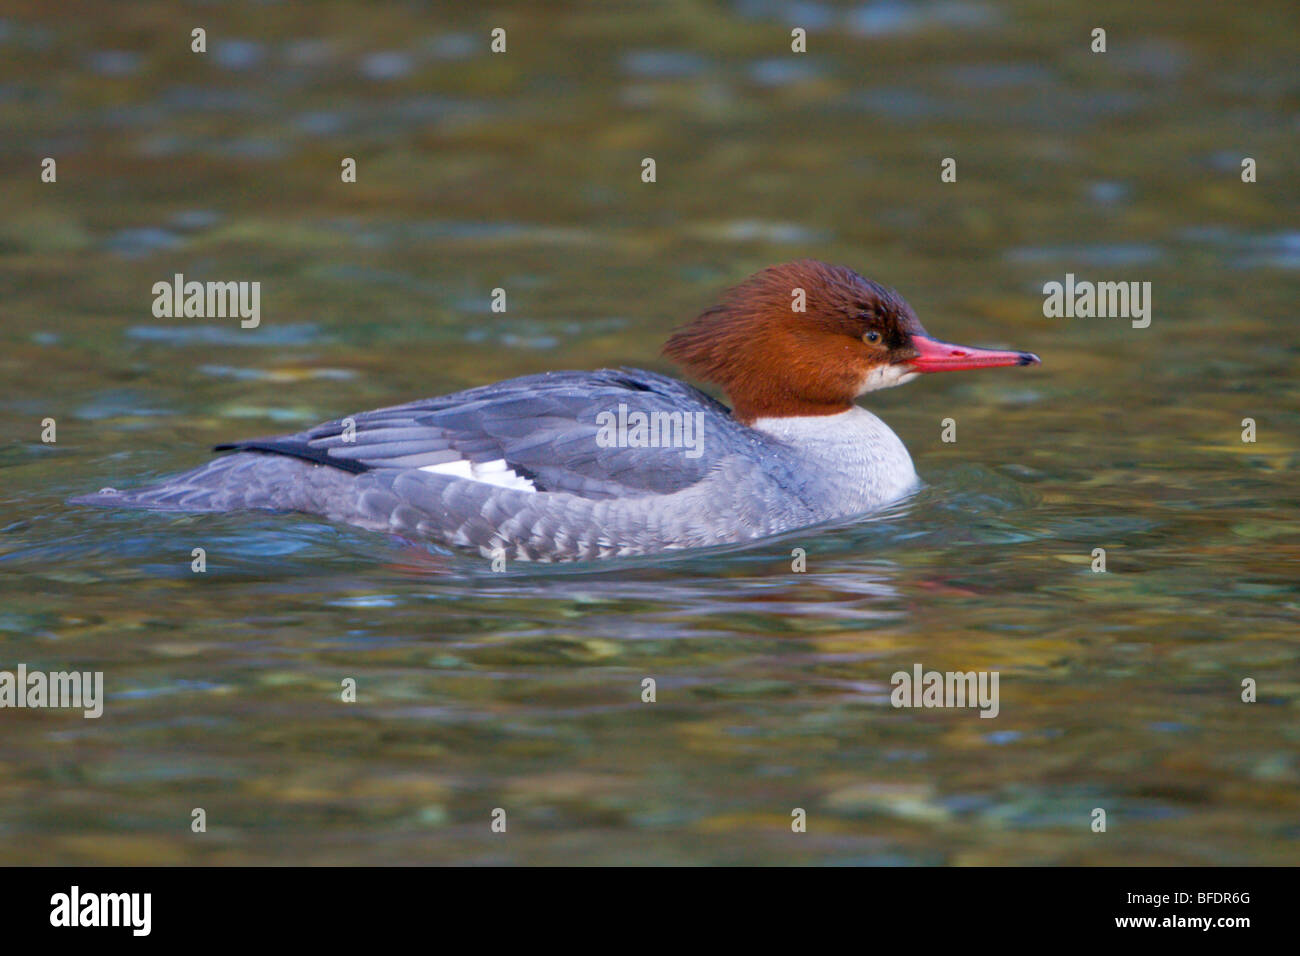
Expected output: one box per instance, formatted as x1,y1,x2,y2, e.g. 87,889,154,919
751,407,919,509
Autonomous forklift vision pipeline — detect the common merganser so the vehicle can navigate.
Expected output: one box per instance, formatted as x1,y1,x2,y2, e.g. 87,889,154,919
71,260,1039,562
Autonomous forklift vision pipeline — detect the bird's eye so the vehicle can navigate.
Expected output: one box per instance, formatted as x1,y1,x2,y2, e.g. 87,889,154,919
863,331,881,344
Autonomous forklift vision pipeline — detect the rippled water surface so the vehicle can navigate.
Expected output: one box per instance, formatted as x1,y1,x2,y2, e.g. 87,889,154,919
1,1,1297,864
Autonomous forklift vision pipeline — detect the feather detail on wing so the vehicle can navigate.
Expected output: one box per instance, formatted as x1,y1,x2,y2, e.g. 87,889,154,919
214,368,755,499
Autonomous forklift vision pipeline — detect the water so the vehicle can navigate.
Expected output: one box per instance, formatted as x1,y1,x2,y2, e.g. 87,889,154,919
0,1,1297,864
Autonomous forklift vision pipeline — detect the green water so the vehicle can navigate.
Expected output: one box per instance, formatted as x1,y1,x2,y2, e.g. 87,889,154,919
1,1,1297,864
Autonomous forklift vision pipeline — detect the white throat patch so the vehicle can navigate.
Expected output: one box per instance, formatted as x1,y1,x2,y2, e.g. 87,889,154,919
857,364,919,394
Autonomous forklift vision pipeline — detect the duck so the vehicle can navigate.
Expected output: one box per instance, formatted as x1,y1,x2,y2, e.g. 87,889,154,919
71,260,1039,562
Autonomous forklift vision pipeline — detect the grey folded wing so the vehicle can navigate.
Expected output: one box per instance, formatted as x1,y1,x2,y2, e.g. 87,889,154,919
213,367,756,499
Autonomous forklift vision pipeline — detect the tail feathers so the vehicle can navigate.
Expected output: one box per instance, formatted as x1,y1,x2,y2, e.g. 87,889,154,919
67,452,357,515
68,485,221,512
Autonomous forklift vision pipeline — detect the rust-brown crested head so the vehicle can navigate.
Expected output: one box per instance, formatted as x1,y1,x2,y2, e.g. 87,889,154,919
663,260,929,423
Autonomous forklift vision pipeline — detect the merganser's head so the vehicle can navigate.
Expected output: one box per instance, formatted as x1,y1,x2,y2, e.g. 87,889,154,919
664,259,1040,423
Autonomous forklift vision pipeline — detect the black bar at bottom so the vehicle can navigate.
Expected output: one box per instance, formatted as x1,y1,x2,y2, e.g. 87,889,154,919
1,865,1286,942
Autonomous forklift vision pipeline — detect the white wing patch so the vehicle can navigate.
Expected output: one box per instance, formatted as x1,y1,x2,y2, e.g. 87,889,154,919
419,457,537,493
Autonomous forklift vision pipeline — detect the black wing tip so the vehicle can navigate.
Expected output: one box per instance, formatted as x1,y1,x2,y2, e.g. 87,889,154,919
213,440,371,474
